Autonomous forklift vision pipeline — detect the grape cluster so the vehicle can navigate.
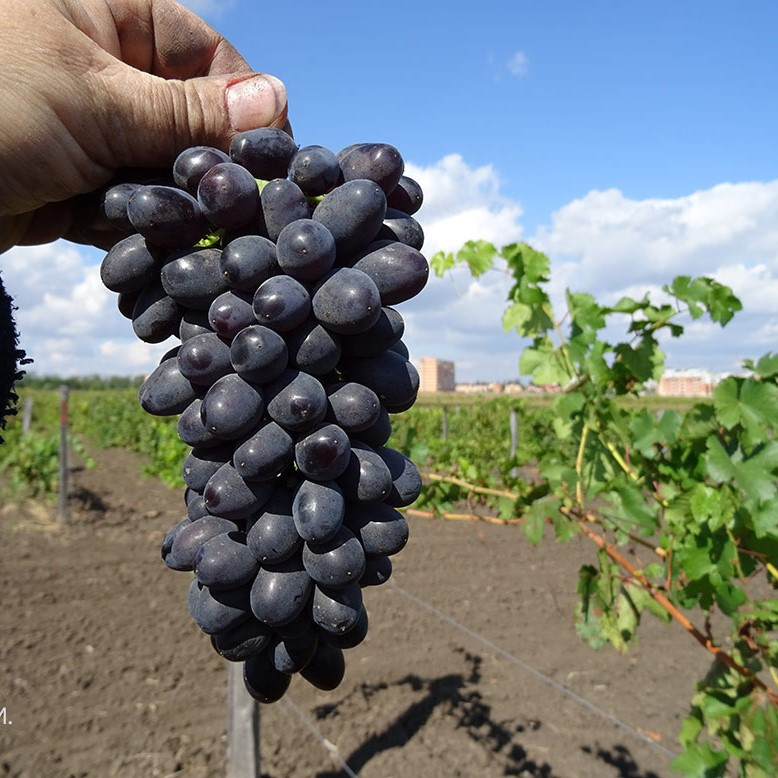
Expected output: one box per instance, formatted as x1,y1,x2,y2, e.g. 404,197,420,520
98,129,427,703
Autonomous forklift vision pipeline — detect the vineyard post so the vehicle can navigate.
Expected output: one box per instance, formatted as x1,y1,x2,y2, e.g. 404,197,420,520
441,406,448,441
509,408,519,478
58,385,68,525
226,662,260,778
21,395,32,435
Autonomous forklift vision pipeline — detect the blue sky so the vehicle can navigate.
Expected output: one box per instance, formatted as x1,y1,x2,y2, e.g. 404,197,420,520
2,0,777,382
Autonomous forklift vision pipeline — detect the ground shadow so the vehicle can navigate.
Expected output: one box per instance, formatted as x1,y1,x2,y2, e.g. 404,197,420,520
69,485,108,513
314,649,557,777
581,744,663,778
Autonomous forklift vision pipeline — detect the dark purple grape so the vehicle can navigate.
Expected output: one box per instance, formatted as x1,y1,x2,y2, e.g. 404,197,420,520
230,127,298,179
359,555,393,587
386,175,423,215
300,639,345,691
234,421,294,482
211,618,273,662
270,629,319,675
339,307,405,358
197,162,260,229
249,554,313,628
353,405,392,448
292,480,345,544
353,241,429,305
127,185,208,248
229,324,288,384
376,208,424,250
101,182,142,231
312,179,387,258
321,607,369,649
339,143,404,194
325,382,381,433
295,424,351,481
161,518,190,567
246,490,301,565
390,339,410,359
173,146,230,194
178,398,220,448
187,494,210,521
194,531,259,590
160,247,227,310
303,527,366,589
179,309,213,342
208,290,255,339
312,583,363,635
200,374,264,439
219,234,278,292
312,267,381,335
337,441,393,503
288,145,340,195
177,332,233,386
340,350,419,407
253,275,311,332
285,319,341,376
132,279,182,343
168,515,238,570
377,446,423,507
345,503,409,556
265,369,327,433
244,649,292,703
190,580,253,635
204,463,274,520
385,393,418,414
182,443,234,492
138,357,197,416
260,178,310,242
100,233,160,293
275,219,336,282
117,290,140,319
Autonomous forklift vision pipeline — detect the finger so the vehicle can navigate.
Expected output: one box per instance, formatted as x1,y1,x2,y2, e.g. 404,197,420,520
102,0,251,78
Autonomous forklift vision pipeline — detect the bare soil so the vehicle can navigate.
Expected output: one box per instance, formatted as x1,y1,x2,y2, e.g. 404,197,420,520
0,446,706,777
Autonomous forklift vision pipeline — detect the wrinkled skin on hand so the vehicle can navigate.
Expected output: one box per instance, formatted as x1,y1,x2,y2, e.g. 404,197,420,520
0,0,288,250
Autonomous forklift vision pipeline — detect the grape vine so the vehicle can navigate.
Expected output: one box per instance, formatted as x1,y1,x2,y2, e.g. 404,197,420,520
426,240,778,776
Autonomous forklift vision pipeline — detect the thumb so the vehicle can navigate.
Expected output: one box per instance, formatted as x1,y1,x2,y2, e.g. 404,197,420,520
102,69,288,167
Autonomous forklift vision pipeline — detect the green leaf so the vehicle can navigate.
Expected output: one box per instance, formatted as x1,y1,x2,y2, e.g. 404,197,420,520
713,376,778,441
501,242,550,283
502,301,532,333
605,482,659,535
744,351,778,379
705,437,778,503
748,497,778,540
670,743,728,777
608,295,647,314
457,239,497,277
430,251,455,277
520,338,572,386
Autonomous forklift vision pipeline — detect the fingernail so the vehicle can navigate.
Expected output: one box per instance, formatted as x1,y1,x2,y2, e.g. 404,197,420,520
226,74,287,132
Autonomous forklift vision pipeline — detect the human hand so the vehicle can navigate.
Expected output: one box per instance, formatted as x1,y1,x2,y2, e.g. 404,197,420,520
0,0,288,251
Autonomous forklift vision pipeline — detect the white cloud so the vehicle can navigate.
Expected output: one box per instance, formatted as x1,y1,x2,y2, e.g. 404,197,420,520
401,155,525,381
506,51,529,78
532,180,778,373
1,241,174,377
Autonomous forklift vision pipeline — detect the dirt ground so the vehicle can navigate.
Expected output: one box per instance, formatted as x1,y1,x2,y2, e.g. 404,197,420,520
0,446,707,777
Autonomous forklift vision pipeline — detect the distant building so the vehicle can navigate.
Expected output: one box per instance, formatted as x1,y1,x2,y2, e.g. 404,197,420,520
524,384,562,394
657,369,716,397
455,382,502,394
502,382,524,394
418,357,456,393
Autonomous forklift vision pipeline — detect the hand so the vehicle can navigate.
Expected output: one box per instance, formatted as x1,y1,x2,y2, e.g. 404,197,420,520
0,0,288,251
